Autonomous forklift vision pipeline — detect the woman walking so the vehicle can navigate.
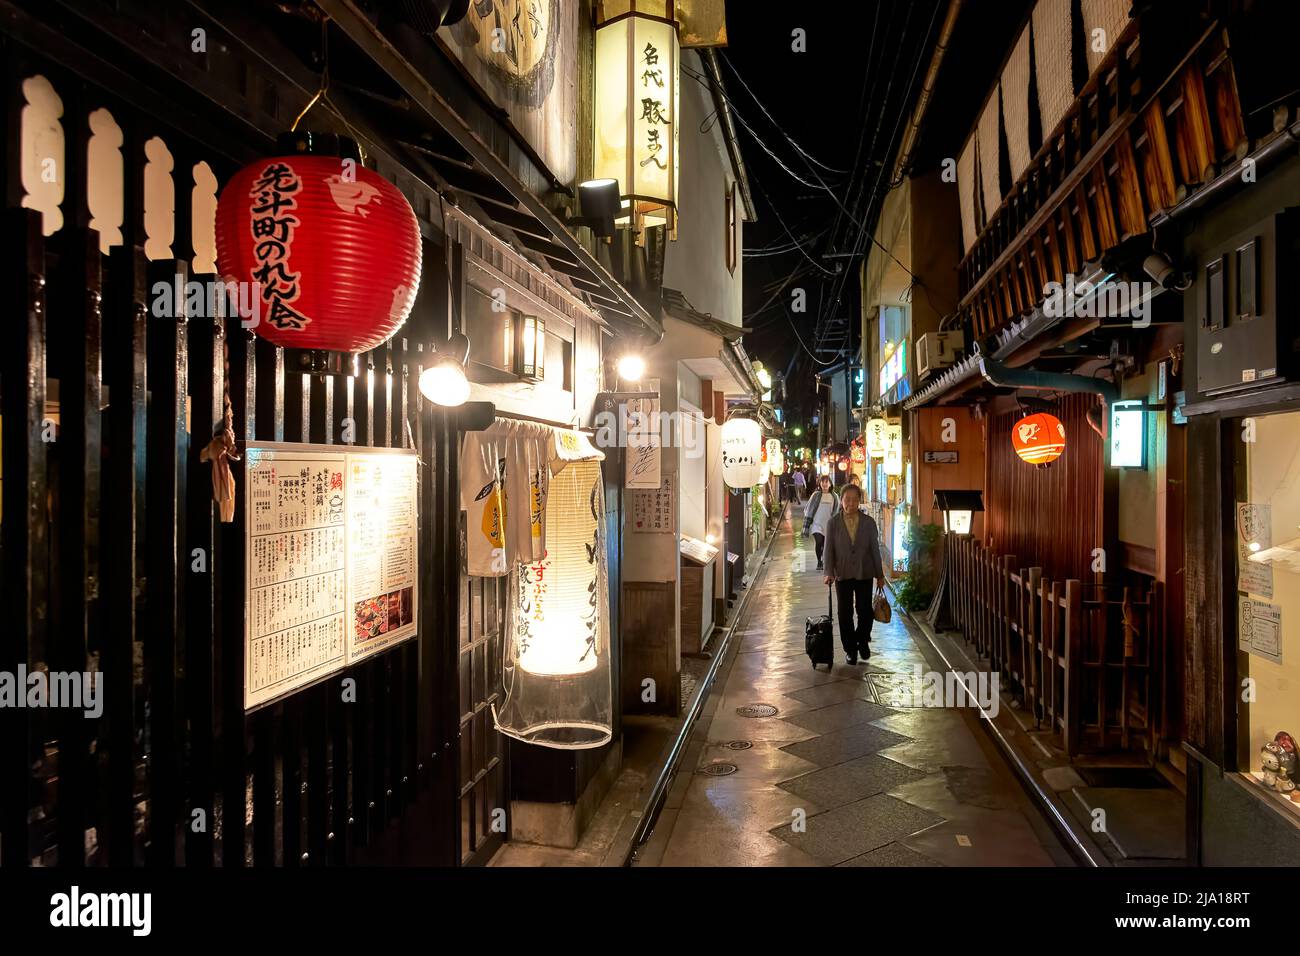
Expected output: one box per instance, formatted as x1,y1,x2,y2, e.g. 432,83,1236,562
822,483,886,664
802,474,839,572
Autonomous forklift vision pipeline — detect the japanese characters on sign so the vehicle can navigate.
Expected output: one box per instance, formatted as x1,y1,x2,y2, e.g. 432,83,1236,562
247,162,310,332
244,443,418,710
594,9,679,230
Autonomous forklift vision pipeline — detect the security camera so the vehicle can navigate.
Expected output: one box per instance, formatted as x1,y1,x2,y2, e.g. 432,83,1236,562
1142,253,1179,290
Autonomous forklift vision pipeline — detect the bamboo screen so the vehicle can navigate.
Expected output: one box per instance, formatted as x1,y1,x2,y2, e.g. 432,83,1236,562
983,393,1105,582
958,133,979,252
1032,0,1074,142
1002,25,1033,184
977,89,1003,218
1082,0,1131,74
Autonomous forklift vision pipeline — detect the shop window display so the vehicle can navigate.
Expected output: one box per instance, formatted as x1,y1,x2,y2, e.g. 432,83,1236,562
1233,411,1300,816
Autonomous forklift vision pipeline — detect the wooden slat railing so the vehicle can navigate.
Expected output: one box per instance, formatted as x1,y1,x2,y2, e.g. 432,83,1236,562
945,534,1161,758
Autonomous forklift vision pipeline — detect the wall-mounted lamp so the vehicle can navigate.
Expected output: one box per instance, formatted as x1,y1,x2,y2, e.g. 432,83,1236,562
616,353,646,382
513,314,545,382
565,178,623,237
934,489,984,536
419,331,471,407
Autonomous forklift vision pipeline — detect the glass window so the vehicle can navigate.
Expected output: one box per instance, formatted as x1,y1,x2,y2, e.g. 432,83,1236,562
1233,410,1300,819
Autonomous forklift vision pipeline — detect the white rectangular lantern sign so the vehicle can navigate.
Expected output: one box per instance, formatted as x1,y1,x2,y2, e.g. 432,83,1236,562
595,11,680,228
883,423,904,477
243,442,419,710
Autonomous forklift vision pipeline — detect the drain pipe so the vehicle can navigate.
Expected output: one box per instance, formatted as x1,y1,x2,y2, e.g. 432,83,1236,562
891,0,964,186
977,355,1119,438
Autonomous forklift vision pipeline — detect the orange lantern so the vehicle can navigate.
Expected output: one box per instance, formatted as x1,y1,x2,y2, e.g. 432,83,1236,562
1012,412,1066,465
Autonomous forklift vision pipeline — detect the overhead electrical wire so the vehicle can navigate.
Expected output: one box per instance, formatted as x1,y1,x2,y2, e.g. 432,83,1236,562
718,50,849,175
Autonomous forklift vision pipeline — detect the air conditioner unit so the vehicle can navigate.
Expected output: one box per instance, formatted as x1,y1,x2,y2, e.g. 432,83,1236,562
916,331,965,380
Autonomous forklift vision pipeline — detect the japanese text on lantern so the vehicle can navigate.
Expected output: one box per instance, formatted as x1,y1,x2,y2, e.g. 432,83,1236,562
248,162,310,332
640,41,669,170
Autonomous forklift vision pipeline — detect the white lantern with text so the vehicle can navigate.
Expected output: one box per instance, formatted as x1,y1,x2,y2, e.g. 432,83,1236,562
595,4,679,235
721,417,763,489
865,417,888,458
884,423,903,477
766,438,785,476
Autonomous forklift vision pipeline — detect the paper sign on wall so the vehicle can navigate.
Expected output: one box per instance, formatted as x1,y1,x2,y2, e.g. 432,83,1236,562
1239,597,1283,664
1237,502,1274,599
625,378,662,489
244,442,418,711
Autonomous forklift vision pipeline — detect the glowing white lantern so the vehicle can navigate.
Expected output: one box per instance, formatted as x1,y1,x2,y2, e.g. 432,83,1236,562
721,417,762,488
766,438,785,476
884,423,903,477
865,417,888,458
595,3,679,235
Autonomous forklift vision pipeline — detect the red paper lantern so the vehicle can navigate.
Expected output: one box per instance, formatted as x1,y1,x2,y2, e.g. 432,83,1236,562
215,149,421,353
1012,412,1066,465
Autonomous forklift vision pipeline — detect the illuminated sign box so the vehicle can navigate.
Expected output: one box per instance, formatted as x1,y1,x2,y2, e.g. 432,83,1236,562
1109,401,1146,468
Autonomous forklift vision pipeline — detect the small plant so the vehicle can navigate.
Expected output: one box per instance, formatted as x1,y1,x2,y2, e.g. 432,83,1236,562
892,521,944,612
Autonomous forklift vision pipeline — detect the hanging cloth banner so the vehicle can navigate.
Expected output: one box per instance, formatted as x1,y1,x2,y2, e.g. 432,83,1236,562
507,423,551,566
462,425,510,576
461,419,605,577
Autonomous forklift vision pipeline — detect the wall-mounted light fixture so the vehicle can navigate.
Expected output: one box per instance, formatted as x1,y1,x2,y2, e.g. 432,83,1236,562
934,489,984,536
565,178,623,237
616,353,646,382
419,331,471,407
513,314,545,382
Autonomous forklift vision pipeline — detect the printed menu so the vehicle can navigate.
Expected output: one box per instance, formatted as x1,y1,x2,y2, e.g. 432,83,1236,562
244,442,419,710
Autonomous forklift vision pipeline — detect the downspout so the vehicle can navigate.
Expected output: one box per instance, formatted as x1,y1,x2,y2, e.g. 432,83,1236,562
890,0,964,186
977,355,1119,439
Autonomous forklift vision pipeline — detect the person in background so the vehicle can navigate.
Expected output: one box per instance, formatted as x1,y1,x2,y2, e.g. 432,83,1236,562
792,467,807,503
822,483,886,664
802,474,839,571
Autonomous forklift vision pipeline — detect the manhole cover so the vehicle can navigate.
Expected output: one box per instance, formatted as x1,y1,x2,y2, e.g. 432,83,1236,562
735,703,779,718
698,762,739,776
724,740,753,751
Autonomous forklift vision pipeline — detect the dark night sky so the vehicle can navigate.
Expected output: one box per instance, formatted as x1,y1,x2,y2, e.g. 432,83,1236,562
720,0,1033,431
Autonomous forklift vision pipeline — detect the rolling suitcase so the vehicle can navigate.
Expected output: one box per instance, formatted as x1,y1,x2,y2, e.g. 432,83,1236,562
805,585,834,670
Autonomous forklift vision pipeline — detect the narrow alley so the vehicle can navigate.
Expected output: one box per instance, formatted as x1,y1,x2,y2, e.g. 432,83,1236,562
634,510,1071,867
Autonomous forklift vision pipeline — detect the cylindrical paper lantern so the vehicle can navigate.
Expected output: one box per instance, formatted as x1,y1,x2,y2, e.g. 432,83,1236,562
216,142,421,353
766,438,785,476
721,417,763,489
1012,412,1066,465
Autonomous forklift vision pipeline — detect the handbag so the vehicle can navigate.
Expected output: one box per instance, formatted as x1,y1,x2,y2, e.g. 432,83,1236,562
872,583,892,624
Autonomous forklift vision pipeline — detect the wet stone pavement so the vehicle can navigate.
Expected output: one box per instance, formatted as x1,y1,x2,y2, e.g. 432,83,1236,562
635,511,1072,867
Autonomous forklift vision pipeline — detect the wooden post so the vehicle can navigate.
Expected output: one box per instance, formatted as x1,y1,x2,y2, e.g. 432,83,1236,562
1028,567,1043,724
1064,579,1084,756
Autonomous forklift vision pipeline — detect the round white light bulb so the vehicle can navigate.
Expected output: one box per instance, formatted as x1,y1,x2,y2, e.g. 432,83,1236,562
617,354,646,382
419,359,470,407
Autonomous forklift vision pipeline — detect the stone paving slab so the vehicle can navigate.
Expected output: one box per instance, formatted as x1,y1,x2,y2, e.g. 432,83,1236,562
838,842,940,867
780,698,899,735
780,721,911,767
778,752,929,810
770,793,945,865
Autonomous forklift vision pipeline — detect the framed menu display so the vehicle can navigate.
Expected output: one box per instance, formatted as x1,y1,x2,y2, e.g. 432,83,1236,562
243,442,419,711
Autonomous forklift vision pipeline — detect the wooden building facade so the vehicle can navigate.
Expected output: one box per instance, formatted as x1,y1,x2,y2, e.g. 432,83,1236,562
0,0,662,866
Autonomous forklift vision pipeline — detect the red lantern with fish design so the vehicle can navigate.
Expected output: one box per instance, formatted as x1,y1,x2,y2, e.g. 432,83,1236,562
215,134,421,353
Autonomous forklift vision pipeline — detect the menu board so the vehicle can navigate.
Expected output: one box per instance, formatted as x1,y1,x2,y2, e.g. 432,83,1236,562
244,442,419,710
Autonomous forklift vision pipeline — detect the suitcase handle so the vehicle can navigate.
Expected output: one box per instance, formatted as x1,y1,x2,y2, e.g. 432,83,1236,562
827,582,833,622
